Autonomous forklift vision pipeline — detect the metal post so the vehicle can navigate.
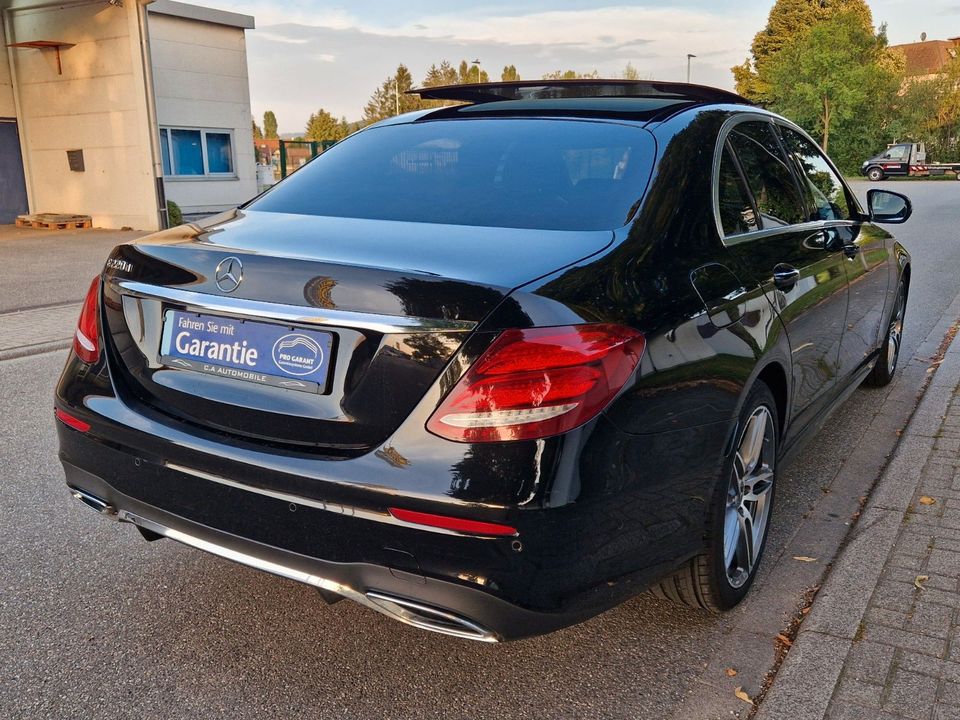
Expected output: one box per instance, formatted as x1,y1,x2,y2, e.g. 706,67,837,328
473,58,482,83
394,77,399,116
279,140,287,178
686,54,697,83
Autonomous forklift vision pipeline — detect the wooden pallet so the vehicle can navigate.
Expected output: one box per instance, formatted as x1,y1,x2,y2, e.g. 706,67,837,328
15,213,92,230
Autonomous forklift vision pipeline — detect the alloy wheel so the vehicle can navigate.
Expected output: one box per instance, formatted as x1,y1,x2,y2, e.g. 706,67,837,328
723,406,776,589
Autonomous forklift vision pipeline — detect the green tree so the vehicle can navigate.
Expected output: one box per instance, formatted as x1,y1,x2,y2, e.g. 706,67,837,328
423,60,458,87
542,69,600,80
263,110,278,139
305,108,350,141
734,0,875,103
889,55,960,160
767,12,902,169
501,64,520,82
622,62,641,80
458,60,489,84
252,120,263,140
363,64,424,124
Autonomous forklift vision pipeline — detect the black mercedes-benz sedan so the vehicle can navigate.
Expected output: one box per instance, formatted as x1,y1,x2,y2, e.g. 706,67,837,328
56,80,912,642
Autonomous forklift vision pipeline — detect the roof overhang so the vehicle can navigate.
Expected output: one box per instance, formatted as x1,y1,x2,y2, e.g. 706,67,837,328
148,0,254,30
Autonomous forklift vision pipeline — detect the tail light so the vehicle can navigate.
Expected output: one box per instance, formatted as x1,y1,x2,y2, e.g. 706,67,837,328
74,277,101,364
427,324,645,443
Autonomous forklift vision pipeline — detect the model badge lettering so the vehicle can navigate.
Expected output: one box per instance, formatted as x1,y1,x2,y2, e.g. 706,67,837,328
272,334,324,376
105,258,133,273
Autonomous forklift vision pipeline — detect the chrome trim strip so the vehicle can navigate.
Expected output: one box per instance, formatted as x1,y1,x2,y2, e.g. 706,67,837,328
164,462,506,539
110,278,477,334
115,508,498,642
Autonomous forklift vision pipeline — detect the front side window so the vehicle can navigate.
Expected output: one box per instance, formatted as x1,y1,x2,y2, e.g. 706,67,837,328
248,119,656,231
159,128,235,177
884,145,908,161
779,127,850,222
726,121,805,229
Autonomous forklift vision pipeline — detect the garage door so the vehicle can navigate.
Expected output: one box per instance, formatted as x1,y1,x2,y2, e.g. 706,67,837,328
0,119,28,224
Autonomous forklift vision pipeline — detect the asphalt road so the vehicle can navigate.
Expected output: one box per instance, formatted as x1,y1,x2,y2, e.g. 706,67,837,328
1,181,958,720
0,227,144,313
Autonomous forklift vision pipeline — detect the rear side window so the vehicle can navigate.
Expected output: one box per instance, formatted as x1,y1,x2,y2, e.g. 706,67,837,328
717,144,759,237
726,121,805,229
779,127,851,222
249,119,656,231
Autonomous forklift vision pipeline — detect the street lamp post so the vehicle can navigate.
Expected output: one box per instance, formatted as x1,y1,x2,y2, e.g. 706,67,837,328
472,58,482,83
686,53,697,84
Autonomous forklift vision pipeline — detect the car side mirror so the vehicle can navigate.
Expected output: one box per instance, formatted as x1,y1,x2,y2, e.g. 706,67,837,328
867,189,912,224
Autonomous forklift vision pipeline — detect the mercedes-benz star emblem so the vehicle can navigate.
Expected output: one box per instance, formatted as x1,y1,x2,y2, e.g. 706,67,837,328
215,257,243,293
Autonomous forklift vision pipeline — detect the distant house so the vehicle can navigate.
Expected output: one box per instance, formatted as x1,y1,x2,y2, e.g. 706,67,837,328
0,0,257,229
889,37,960,82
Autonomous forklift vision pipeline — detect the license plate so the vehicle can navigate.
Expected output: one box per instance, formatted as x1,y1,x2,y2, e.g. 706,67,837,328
160,310,334,394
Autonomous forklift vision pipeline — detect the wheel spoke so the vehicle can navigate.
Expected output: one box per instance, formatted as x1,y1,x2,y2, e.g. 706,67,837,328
736,506,756,573
723,506,740,569
739,411,767,475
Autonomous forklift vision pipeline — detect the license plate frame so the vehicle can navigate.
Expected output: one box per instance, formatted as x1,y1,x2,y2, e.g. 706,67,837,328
159,310,334,394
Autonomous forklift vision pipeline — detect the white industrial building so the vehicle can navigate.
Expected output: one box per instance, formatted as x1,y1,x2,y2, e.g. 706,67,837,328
0,0,257,230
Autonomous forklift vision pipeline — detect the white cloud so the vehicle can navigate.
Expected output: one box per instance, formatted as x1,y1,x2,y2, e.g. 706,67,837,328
256,31,310,44
242,3,774,130
229,1,358,29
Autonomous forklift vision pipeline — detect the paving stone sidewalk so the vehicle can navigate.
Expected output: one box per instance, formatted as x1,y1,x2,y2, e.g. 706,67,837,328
757,331,960,720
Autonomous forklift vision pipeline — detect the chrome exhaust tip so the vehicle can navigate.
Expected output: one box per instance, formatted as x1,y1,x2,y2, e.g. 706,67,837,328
69,487,116,516
365,591,499,642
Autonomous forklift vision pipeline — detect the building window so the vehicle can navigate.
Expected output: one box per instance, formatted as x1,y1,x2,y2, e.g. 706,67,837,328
158,127,235,177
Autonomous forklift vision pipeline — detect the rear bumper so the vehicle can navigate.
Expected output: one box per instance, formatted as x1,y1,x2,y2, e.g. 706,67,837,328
62,461,590,641
55,344,731,640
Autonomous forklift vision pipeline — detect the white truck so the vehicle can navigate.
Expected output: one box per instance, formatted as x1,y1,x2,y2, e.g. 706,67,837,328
861,142,960,181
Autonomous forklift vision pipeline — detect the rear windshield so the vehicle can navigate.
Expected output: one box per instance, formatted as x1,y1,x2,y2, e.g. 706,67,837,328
248,119,655,231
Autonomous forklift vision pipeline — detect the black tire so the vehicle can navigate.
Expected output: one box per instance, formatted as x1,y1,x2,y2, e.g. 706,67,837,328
864,280,906,388
651,381,779,612
867,167,885,182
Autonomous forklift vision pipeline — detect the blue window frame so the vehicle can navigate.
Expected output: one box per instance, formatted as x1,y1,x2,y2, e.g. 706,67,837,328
158,127,235,178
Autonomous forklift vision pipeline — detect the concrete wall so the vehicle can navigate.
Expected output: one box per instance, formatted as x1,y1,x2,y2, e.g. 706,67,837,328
5,1,160,230
149,11,256,216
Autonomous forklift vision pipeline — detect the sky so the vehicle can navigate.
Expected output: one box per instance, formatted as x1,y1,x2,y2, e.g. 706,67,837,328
223,0,960,134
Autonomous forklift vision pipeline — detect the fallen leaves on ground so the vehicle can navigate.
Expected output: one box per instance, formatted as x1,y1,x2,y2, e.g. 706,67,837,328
915,574,930,590
734,687,753,705
792,556,817,563
725,668,738,677
776,633,794,647
919,496,937,506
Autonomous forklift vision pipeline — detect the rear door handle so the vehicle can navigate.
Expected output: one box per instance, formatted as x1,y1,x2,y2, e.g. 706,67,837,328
773,264,800,290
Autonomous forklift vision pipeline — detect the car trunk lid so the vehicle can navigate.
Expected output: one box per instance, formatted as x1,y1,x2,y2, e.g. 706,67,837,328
101,211,614,454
